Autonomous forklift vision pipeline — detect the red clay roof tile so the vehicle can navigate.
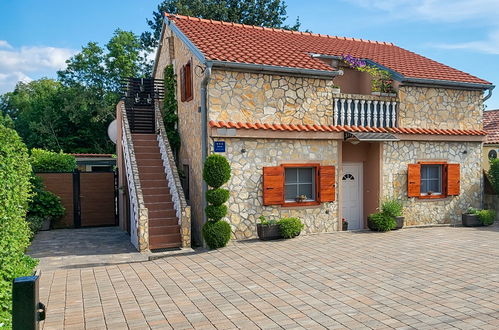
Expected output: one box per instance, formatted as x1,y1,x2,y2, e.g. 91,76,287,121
484,110,499,143
209,120,487,136
167,14,491,85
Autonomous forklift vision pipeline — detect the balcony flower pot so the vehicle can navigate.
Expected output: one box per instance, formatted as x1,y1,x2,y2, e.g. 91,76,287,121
257,223,282,240
332,87,341,94
462,213,482,227
371,91,381,96
394,216,404,230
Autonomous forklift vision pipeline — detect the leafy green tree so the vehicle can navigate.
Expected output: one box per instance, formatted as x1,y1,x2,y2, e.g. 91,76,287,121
141,0,300,48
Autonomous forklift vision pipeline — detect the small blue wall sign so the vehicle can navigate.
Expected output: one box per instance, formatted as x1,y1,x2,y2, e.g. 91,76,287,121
214,141,226,153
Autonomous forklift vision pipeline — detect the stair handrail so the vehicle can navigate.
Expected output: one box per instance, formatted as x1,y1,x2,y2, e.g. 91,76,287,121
155,101,191,248
120,101,149,251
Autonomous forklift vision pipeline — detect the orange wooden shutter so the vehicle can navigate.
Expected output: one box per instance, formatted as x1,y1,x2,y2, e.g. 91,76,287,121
407,163,421,197
180,65,185,101
446,163,460,196
263,166,284,205
319,166,335,202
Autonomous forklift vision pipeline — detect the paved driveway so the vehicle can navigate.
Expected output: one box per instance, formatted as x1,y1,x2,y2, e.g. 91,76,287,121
38,225,499,329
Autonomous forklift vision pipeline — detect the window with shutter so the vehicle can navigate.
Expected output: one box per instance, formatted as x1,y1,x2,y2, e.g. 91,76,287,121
184,61,193,101
180,66,185,102
407,162,461,199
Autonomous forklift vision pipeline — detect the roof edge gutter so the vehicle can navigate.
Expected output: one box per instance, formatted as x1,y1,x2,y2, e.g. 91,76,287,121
208,60,343,79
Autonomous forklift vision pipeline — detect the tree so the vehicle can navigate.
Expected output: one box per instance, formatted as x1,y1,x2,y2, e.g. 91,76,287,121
141,0,300,48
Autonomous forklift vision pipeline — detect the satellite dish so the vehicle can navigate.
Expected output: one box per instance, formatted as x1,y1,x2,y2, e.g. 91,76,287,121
107,119,117,144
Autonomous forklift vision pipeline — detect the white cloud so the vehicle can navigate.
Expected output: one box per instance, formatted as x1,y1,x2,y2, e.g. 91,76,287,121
0,43,76,94
433,30,499,54
346,0,499,23
0,40,12,49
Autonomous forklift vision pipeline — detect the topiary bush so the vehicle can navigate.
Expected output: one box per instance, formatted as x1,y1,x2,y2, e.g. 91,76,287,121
202,220,232,249
368,212,396,232
30,148,76,172
0,123,37,328
278,217,304,239
203,154,231,189
28,175,65,223
202,154,232,249
206,188,230,205
205,204,228,222
476,209,496,226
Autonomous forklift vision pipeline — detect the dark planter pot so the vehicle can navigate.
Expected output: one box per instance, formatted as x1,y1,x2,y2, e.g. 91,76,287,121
342,222,348,231
40,217,51,231
462,214,482,227
257,223,282,240
394,216,404,230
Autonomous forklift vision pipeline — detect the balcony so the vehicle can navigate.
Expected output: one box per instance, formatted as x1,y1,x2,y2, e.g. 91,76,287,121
333,94,399,128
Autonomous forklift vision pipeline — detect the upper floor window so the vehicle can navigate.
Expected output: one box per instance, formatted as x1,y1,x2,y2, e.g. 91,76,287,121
180,60,192,102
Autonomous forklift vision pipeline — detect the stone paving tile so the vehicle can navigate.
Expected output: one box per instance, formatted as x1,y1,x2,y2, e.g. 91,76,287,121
36,224,499,329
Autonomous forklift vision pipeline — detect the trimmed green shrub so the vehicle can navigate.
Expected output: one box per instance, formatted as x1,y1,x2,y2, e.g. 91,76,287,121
26,216,46,237
202,220,231,249
206,188,230,205
368,212,396,232
278,217,304,238
28,176,65,221
490,158,499,194
205,204,228,221
203,154,231,188
0,123,37,328
476,209,496,226
381,199,403,218
30,148,76,172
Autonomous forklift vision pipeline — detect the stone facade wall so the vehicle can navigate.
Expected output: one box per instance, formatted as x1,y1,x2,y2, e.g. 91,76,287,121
208,70,334,124
382,141,482,225
208,137,339,239
154,27,206,245
398,86,483,130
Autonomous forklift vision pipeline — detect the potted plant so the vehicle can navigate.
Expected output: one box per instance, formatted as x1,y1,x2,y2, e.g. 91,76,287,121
381,199,404,229
257,216,281,240
295,194,307,203
367,212,396,232
342,218,348,231
277,217,304,238
332,85,341,94
462,207,482,227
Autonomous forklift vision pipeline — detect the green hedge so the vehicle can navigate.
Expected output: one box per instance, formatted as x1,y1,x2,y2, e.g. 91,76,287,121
368,212,396,232
30,148,76,172
0,124,37,328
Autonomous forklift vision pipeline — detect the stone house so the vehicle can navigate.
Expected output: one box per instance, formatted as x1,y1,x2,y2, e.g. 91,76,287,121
483,109,499,171
152,13,493,245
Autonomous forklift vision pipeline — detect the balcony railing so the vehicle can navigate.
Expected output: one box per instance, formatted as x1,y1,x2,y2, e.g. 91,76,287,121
333,95,399,128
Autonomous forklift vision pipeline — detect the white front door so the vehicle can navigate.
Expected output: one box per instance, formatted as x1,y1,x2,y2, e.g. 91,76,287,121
341,163,363,230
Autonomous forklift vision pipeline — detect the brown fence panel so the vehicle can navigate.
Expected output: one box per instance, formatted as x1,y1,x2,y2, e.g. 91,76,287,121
79,172,116,227
37,173,74,228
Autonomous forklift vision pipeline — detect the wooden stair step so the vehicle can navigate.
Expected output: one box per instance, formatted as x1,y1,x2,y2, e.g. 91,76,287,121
142,187,170,195
134,146,160,153
135,153,161,160
143,194,172,203
137,166,165,174
149,234,181,249
140,179,169,188
139,173,168,181
137,159,164,167
144,201,174,211
149,225,180,236
149,217,178,227
149,209,176,218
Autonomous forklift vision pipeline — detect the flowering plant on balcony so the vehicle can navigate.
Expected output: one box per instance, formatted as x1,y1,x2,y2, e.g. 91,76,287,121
341,55,395,94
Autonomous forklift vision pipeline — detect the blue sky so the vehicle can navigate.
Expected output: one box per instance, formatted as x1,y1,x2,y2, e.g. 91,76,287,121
1,0,498,109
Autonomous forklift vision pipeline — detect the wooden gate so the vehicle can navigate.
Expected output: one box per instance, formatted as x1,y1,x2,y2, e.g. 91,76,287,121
37,171,118,228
